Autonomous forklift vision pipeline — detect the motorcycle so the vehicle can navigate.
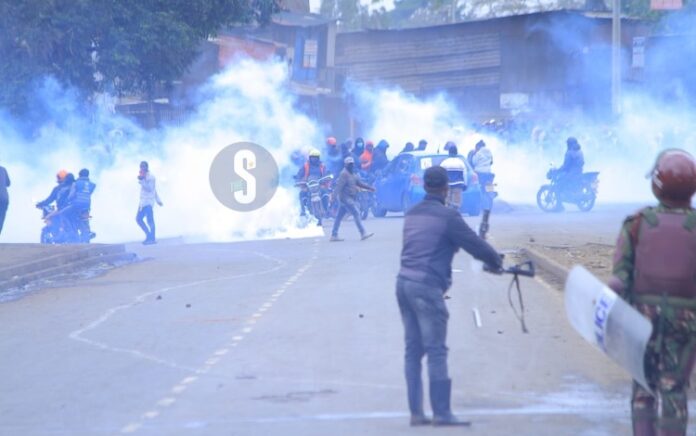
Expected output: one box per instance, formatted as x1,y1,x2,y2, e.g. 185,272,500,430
296,174,333,224
536,168,600,212
39,204,94,243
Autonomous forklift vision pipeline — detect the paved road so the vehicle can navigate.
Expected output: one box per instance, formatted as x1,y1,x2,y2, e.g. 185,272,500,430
1,206,693,435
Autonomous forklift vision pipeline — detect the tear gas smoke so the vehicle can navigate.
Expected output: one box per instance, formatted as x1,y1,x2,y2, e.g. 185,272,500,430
0,59,324,243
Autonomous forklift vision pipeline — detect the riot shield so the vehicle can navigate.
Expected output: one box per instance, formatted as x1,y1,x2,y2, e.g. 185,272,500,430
564,265,653,392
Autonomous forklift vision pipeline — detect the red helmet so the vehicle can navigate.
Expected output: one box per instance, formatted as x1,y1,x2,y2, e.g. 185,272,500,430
326,136,337,146
650,149,696,207
56,169,68,182
365,140,374,150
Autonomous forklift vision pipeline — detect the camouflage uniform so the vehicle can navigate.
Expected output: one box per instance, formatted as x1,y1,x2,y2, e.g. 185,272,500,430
611,205,696,436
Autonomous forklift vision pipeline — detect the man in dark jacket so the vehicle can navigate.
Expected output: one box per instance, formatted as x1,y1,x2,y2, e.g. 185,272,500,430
0,164,9,235
557,136,585,192
67,169,96,242
397,165,503,427
330,156,374,241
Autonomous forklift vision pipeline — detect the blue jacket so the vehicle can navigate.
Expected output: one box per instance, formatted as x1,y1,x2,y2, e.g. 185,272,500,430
70,177,96,208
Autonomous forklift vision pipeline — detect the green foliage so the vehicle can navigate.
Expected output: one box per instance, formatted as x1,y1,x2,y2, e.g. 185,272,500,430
0,0,277,114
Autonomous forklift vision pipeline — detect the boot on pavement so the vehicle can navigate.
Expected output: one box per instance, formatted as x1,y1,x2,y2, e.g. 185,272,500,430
407,375,431,426
429,379,471,427
478,210,490,239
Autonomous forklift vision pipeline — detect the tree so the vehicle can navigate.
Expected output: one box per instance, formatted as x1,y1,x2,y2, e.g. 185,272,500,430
0,0,277,115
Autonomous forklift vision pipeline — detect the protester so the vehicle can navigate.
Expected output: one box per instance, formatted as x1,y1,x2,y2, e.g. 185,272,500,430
66,169,96,242
439,145,467,211
416,139,428,151
136,161,163,245
396,165,502,426
330,157,374,241
469,139,495,238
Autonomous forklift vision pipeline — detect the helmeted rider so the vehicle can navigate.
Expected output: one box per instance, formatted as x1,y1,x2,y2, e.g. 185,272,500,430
557,136,585,190
609,149,696,436
469,139,495,238
36,169,69,211
296,149,330,222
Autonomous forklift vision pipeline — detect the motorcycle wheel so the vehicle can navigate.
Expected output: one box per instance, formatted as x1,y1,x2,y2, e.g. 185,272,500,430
311,200,324,223
537,185,561,212
40,227,54,244
577,191,596,212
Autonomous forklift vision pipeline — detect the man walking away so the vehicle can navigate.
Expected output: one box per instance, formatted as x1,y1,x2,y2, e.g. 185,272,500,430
0,164,9,235
137,161,163,245
470,139,494,238
330,157,375,242
397,166,502,427
439,144,467,211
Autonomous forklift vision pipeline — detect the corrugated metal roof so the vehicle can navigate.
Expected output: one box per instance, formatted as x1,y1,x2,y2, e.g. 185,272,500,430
271,11,334,27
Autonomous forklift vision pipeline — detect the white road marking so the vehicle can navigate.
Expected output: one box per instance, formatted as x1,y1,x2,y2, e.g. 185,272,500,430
157,397,176,407
472,308,482,328
115,251,319,433
172,385,187,394
121,423,142,433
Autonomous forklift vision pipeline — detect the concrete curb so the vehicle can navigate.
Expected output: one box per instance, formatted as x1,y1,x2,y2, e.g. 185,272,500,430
520,247,570,286
0,245,136,292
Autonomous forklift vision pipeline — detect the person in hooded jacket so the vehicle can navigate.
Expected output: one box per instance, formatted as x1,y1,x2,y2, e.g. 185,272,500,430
372,140,390,174
401,142,415,154
352,137,365,164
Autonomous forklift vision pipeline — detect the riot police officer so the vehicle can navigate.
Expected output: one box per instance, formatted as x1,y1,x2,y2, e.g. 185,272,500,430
609,149,696,436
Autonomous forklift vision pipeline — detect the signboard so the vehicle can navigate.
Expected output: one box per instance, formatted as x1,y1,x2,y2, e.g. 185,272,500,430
632,37,645,68
650,0,682,10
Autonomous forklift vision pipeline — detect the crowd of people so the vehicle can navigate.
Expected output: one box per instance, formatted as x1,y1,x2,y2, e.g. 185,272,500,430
0,161,162,245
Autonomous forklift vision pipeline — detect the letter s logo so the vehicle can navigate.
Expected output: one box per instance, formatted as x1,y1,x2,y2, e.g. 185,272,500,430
233,149,257,205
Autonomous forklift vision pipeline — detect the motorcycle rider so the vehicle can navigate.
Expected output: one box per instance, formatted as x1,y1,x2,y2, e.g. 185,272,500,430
296,149,330,223
470,139,495,238
36,170,69,210
440,145,467,211
557,136,585,192
66,169,96,242
400,142,415,154
330,156,375,242
608,149,696,436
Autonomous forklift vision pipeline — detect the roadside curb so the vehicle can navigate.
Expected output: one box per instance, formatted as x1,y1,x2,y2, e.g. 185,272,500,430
521,247,570,286
0,245,136,292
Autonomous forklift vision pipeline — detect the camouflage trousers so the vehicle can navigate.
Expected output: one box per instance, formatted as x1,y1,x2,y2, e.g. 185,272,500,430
631,297,696,436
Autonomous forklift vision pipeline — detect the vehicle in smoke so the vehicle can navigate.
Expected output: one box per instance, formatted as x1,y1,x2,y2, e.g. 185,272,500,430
373,152,482,217
39,205,93,244
536,168,600,212
295,175,333,224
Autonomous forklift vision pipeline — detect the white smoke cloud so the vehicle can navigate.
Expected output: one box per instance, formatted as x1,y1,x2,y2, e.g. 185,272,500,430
347,83,696,205
0,59,324,243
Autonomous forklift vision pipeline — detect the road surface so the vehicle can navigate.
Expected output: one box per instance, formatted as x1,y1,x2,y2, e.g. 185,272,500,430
1,205,693,435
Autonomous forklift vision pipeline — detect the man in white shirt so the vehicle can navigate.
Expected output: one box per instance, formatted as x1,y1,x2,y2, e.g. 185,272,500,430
136,161,163,245
469,139,495,239
439,144,467,211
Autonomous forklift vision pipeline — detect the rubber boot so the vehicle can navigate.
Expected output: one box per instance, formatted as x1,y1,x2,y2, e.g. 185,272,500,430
406,375,431,426
478,210,490,239
429,379,471,427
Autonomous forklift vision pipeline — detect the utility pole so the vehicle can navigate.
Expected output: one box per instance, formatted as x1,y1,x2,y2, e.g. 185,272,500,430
612,0,622,116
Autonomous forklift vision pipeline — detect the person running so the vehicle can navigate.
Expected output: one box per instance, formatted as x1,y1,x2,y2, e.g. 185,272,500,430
330,157,375,242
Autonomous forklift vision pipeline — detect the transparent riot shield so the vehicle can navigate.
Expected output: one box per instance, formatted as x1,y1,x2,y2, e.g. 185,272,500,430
565,265,653,392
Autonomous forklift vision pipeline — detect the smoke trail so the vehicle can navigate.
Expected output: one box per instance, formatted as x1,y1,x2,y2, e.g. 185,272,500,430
0,59,324,243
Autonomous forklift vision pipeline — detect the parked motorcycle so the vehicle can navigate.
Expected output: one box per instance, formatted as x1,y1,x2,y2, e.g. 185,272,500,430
296,174,333,224
536,168,599,212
